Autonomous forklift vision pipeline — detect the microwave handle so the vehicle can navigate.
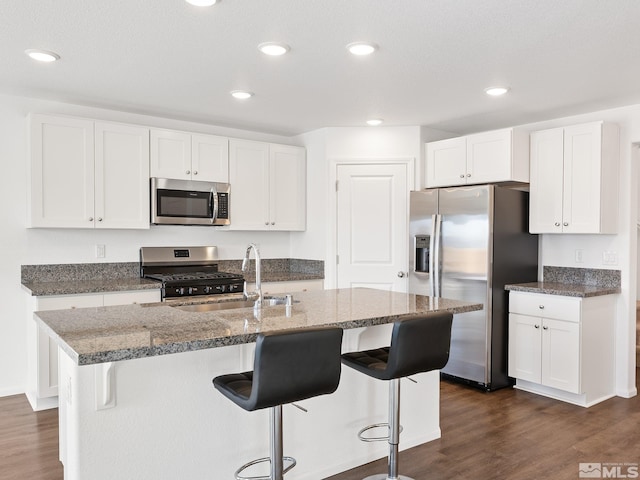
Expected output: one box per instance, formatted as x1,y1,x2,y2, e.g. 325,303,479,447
210,185,219,223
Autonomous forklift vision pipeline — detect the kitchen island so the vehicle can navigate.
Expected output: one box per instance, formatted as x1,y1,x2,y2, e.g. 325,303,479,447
35,288,481,480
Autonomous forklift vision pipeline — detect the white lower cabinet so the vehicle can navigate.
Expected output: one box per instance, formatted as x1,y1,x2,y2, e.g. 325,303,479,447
26,289,160,411
508,291,616,407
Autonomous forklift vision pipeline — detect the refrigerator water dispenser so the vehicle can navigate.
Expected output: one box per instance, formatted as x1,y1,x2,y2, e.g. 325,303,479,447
414,235,430,272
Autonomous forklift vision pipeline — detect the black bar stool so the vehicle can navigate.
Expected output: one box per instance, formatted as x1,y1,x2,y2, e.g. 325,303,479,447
341,313,453,480
213,326,344,480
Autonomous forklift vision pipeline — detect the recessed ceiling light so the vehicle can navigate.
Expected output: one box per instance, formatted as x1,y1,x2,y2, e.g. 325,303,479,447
347,42,378,56
185,0,218,6
366,119,383,126
485,86,510,96
258,42,290,56
25,49,60,62
230,90,254,100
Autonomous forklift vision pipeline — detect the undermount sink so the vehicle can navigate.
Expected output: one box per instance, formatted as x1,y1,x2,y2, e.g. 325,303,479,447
172,295,298,313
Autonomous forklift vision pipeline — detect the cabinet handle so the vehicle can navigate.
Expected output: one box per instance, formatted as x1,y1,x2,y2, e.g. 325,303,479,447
265,222,269,225
186,170,191,175
89,217,94,222
193,171,198,175
98,217,103,222
542,326,549,330
534,324,540,329
563,222,569,226
554,222,560,227
538,305,544,309
459,174,465,178
466,173,471,177
271,222,275,225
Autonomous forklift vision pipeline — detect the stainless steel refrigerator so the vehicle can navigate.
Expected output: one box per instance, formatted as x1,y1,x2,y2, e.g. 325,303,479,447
409,185,538,390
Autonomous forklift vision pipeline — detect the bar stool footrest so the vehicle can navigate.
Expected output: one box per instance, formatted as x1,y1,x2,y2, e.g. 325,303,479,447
234,456,296,480
357,423,403,443
362,474,414,480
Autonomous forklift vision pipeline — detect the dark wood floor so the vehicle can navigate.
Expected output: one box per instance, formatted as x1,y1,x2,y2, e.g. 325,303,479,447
1,374,638,480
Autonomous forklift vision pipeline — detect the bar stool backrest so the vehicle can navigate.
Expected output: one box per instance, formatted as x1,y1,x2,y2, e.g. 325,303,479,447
249,327,344,410
384,312,453,379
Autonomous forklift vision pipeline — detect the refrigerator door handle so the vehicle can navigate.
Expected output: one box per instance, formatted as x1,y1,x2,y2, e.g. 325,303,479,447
433,215,442,297
428,215,436,296
431,214,443,297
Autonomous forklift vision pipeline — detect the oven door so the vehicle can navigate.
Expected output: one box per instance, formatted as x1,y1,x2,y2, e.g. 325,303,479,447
151,178,230,226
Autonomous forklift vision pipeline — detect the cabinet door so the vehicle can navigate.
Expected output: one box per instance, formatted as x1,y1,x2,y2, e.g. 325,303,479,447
95,123,150,229
541,318,581,394
562,123,603,234
269,144,306,231
508,313,542,383
150,129,191,180
425,137,466,187
192,134,229,183
466,129,512,184
35,294,104,398
103,290,161,306
529,128,565,233
29,114,95,228
228,139,270,230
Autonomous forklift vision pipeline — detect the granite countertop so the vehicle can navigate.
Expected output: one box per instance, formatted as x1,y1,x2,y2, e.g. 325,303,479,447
505,266,621,298
21,259,324,296
22,277,162,296
34,288,482,366
505,282,621,297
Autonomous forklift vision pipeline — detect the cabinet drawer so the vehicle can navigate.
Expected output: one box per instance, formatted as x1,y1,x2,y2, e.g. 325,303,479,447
509,292,580,322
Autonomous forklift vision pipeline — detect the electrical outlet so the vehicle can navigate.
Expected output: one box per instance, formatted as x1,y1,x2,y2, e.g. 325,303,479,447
96,244,106,258
575,249,584,263
602,251,618,265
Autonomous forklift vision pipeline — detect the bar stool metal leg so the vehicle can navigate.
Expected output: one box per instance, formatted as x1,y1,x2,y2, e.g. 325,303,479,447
363,379,413,480
270,405,284,480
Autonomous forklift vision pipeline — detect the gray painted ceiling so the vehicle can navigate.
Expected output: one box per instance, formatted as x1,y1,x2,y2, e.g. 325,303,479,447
2,0,639,136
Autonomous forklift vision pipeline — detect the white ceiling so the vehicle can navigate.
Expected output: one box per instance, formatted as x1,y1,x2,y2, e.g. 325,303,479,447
2,0,640,136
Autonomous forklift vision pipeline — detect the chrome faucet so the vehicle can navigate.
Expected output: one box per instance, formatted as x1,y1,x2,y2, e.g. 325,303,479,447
242,243,262,309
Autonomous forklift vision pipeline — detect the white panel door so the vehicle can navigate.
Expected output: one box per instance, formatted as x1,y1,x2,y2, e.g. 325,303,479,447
336,163,408,291
466,128,512,184
95,123,150,229
228,139,270,230
529,127,565,233
269,144,306,231
508,313,542,383
191,134,229,183
29,114,95,228
425,137,466,187
150,129,191,180
562,122,602,233
541,318,581,394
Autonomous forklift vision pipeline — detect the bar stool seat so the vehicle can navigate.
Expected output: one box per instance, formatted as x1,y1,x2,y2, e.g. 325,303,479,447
213,326,343,480
341,312,453,480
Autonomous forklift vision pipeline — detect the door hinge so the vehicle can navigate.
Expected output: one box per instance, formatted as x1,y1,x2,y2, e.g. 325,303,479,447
335,180,339,191
336,254,339,264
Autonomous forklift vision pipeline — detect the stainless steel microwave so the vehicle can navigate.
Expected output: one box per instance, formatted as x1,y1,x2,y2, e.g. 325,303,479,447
150,177,230,226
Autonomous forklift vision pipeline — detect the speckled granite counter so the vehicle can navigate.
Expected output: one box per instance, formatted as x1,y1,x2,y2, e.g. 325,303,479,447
35,288,481,366
505,266,621,297
505,282,620,297
21,259,324,296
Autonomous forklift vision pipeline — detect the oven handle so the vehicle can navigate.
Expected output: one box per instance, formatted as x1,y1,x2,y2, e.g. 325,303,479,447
210,185,219,223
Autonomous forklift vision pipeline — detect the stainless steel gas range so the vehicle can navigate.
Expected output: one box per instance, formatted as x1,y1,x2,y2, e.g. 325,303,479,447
140,246,244,300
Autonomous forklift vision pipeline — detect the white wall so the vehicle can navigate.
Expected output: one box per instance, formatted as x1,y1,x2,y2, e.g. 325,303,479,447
0,93,300,395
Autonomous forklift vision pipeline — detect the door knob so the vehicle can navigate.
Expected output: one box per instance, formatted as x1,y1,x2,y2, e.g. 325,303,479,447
397,271,406,278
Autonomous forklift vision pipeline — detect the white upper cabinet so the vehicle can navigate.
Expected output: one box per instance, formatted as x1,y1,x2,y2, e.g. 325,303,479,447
425,128,529,188
95,122,150,229
29,114,150,229
150,129,229,183
229,139,306,231
529,121,619,234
